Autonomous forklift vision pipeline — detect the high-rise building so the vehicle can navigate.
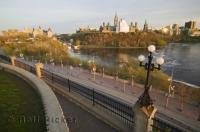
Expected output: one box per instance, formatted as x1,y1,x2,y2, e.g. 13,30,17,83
185,21,196,30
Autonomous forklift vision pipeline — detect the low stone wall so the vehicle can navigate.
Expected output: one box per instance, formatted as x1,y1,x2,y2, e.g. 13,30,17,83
0,63,69,132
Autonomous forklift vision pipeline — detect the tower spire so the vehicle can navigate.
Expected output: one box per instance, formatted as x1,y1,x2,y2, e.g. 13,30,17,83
145,19,147,25
143,19,148,32
114,12,118,27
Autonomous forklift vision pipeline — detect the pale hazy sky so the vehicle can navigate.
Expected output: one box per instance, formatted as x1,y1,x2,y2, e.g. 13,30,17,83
0,0,200,33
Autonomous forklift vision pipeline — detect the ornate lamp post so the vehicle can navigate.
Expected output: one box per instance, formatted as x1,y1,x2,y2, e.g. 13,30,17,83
138,45,164,107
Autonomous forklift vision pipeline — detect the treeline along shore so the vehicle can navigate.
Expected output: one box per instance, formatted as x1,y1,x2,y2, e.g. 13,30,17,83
71,32,170,47
60,32,200,47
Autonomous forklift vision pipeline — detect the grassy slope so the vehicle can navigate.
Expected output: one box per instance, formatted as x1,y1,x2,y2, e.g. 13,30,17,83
0,70,46,132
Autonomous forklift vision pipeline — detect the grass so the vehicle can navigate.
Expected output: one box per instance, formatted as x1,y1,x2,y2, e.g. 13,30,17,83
0,70,46,132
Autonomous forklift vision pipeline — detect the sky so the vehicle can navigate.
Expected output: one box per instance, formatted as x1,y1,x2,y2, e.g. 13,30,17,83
0,0,200,34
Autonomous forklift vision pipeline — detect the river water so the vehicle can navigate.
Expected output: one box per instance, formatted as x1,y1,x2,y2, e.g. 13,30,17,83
69,43,200,87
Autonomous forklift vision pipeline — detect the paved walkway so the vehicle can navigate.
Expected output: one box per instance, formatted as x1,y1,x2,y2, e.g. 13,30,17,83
17,58,200,123
55,92,117,132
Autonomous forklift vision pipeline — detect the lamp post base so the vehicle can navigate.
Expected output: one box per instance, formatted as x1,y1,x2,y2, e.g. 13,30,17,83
133,101,157,132
138,88,153,108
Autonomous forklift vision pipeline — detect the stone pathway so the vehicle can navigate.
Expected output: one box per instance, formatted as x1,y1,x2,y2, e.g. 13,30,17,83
55,92,118,132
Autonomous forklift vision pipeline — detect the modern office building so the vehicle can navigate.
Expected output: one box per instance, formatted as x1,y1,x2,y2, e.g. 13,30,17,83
185,21,197,30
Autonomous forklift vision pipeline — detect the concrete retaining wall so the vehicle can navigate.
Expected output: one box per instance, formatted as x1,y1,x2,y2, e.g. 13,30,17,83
0,63,69,132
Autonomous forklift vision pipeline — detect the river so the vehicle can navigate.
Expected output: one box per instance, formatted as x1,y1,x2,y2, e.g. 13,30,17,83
69,43,200,87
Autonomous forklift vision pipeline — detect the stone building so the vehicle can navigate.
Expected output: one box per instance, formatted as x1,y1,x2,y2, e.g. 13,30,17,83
47,28,53,38
143,20,149,32
100,14,133,33
2,29,19,36
76,26,97,33
129,22,138,32
190,30,200,36
172,24,180,35
100,22,116,32
32,26,44,37
161,25,173,35
23,26,54,38
23,27,32,34
116,19,129,33
114,13,118,27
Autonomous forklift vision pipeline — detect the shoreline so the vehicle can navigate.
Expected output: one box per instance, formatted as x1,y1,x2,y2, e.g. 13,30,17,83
79,45,166,49
173,80,200,89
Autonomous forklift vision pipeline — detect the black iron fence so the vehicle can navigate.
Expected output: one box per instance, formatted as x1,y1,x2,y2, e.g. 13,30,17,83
15,60,36,74
0,55,188,132
0,54,11,62
41,68,134,127
152,118,183,132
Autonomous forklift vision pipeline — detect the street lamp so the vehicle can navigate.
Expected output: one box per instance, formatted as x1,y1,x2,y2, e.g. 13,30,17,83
93,65,96,81
31,56,34,62
138,45,164,107
79,63,82,73
131,75,135,88
60,59,63,68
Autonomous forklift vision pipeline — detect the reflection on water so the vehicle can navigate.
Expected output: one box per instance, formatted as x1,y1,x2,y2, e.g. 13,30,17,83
69,43,200,86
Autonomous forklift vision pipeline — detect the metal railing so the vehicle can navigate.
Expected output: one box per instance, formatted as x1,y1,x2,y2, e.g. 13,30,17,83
15,60,36,74
0,54,11,62
152,118,183,132
41,68,134,127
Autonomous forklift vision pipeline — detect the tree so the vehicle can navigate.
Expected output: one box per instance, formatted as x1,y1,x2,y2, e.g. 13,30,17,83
74,39,81,46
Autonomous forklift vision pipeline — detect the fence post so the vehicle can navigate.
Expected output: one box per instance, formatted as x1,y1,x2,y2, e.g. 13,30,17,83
68,79,71,92
102,67,104,78
10,56,16,66
30,67,33,74
35,63,43,78
133,102,157,132
93,89,95,106
52,73,54,83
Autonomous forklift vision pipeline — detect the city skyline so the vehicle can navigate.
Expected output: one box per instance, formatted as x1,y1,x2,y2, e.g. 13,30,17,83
0,0,200,33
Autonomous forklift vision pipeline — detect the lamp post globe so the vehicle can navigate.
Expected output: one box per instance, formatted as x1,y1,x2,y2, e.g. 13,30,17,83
138,55,145,62
148,45,156,53
156,57,165,65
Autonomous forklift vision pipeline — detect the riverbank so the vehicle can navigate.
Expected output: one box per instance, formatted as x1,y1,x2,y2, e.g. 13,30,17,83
71,32,169,47
79,45,166,49
178,35,200,43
